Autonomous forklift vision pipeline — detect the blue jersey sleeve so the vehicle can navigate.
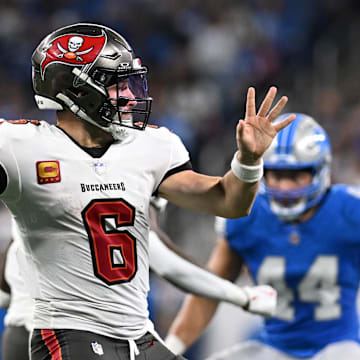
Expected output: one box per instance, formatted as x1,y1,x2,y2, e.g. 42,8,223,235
340,185,360,237
225,195,270,252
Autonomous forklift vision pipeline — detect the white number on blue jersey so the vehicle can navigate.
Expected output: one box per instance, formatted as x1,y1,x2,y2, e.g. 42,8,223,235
257,257,294,321
258,255,340,321
298,256,340,320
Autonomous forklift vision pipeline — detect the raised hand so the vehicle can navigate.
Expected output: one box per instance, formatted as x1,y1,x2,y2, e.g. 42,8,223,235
236,86,295,165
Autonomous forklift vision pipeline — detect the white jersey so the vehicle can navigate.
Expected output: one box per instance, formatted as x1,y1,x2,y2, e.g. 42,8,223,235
4,238,34,331
0,120,190,339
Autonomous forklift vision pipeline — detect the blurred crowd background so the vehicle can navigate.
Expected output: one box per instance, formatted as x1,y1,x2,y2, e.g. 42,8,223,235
0,0,360,358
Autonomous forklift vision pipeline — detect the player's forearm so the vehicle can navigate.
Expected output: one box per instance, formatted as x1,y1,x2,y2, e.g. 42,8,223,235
218,169,260,218
214,151,263,218
166,295,219,351
159,170,260,219
149,231,248,305
202,170,261,219
166,286,277,356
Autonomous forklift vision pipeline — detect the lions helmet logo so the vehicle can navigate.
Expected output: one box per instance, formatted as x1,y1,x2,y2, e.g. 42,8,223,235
40,31,107,79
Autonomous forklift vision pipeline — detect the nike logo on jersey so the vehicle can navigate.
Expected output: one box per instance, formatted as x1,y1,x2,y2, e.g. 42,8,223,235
80,182,126,193
36,161,61,184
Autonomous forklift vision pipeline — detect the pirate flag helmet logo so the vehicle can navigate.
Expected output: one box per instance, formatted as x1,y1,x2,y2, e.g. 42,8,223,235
40,32,106,79
32,23,152,138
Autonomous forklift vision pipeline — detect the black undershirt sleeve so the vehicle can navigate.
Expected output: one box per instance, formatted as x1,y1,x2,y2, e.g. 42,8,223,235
152,160,192,196
0,164,7,195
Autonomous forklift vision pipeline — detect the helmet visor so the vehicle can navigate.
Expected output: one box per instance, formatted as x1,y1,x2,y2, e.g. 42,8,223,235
104,73,151,130
129,73,149,98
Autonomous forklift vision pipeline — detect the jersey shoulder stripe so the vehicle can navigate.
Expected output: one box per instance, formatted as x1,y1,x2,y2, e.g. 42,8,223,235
0,119,47,140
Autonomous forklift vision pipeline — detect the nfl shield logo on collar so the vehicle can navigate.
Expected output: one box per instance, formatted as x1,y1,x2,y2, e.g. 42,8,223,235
93,161,106,175
91,342,104,356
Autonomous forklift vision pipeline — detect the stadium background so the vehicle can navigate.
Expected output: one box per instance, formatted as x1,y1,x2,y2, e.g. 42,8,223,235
0,0,359,358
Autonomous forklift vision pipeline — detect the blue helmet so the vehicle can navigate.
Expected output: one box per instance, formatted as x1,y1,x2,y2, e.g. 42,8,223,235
262,113,331,221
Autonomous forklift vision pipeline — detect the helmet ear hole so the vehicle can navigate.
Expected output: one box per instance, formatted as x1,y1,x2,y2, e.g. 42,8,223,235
68,87,83,98
99,103,116,125
93,70,115,87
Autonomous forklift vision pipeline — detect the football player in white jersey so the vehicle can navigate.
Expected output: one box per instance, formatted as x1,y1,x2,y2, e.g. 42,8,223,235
0,22,294,360
0,199,276,360
0,218,35,360
0,241,34,360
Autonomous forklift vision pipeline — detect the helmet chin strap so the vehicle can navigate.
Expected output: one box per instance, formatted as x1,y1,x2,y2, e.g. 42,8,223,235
107,121,133,141
56,93,132,141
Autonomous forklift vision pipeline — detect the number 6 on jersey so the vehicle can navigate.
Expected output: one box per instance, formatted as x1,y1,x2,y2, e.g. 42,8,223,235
82,198,137,285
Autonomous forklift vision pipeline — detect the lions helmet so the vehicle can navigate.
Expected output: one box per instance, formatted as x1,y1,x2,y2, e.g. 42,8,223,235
263,113,331,221
32,23,152,139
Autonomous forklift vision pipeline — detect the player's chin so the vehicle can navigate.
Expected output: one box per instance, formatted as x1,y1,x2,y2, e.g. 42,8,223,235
274,198,301,207
115,114,133,128
120,113,133,122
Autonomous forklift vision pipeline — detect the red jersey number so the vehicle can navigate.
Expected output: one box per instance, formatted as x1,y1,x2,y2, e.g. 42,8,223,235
82,198,137,285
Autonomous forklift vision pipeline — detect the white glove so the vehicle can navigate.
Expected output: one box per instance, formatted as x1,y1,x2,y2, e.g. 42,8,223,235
243,285,277,317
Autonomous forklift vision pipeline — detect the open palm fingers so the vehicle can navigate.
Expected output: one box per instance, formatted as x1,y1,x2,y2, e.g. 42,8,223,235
245,87,256,119
267,95,289,122
257,86,277,117
244,85,295,133
273,113,296,132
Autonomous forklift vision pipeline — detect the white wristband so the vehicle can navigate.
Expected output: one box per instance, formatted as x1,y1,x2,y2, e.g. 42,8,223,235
164,334,186,355
231,151,263,183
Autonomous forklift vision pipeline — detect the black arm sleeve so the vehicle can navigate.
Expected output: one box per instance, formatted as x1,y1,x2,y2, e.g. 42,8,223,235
0,240,12,293
0,164,7,195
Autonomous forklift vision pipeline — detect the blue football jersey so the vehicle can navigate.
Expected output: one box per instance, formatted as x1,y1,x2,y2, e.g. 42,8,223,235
224,185,360,358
